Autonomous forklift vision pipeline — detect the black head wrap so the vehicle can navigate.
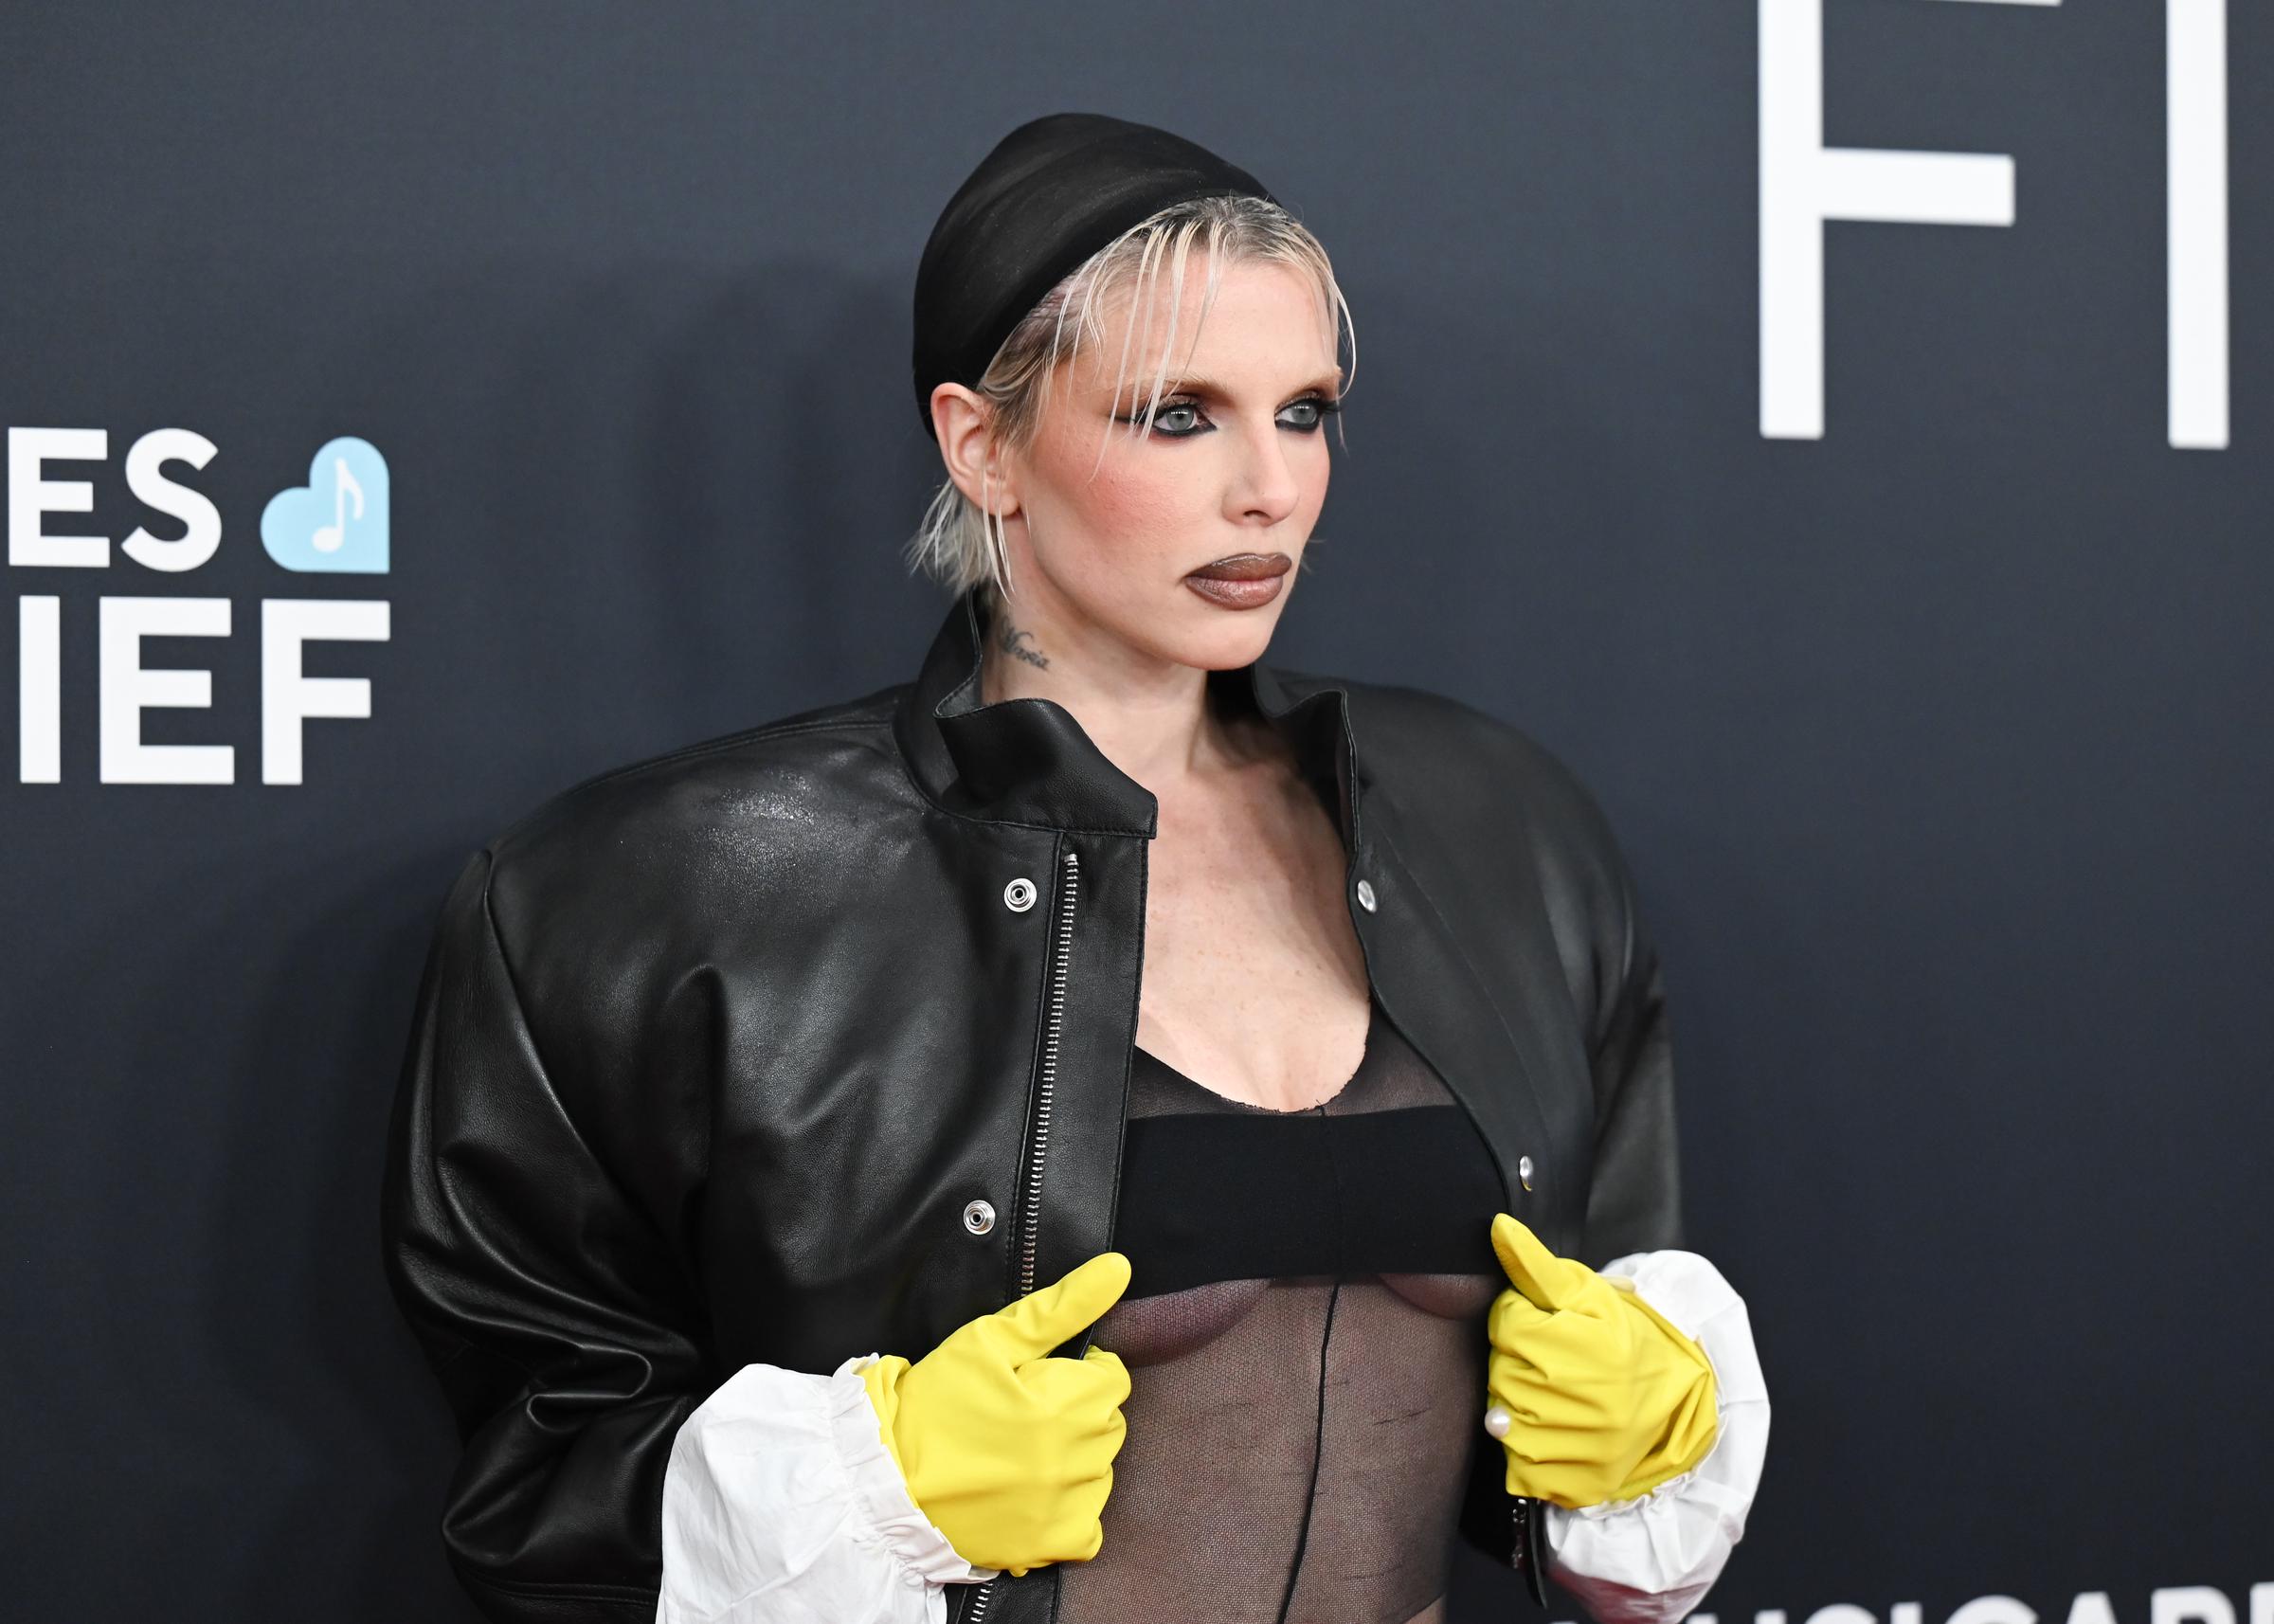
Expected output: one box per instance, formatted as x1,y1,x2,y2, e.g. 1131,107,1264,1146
911,111,1278,440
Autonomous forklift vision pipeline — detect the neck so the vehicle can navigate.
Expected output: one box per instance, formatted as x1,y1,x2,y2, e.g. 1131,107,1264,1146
976,586,1260,793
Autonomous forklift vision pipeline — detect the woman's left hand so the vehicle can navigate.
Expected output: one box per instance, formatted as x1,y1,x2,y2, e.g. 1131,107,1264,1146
1483,1213,1721,1509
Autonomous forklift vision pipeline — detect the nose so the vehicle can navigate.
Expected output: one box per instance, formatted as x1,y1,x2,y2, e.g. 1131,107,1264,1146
1227,417,1303,528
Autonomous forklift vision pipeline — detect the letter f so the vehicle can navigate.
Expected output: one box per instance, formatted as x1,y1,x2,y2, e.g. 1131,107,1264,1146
1760,0,2047,442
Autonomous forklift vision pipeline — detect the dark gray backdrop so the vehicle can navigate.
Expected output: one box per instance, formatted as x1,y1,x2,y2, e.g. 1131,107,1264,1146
1,3,2264,1621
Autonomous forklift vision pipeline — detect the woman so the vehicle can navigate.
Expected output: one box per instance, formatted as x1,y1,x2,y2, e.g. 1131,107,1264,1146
381,113,1768,1624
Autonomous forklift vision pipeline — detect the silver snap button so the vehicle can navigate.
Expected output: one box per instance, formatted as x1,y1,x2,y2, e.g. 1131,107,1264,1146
1002,877,1038,912
963,1199,996,1235
1518,1154,1535,1191
1354,877,1377,912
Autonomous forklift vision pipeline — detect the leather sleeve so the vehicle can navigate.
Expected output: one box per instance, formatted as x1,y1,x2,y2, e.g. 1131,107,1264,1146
1576,846,1685,1268
1456,794,1689,1594
381,847,713,1621
1546,846,1771,1622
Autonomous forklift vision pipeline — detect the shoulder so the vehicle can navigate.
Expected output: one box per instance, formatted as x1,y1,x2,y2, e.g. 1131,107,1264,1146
1298,671,1650,983
471,682,921,939
1321,673,1639,890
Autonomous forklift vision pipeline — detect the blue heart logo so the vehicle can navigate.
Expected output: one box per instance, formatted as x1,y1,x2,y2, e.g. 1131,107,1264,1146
262,438,389,573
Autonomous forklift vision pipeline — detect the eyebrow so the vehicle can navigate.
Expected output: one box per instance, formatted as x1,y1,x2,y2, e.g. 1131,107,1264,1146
1154,373,1344,403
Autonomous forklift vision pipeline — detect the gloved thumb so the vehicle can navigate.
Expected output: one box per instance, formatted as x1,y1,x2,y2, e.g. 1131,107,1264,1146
1489,1213,1579,1311
985,1251,1133,1364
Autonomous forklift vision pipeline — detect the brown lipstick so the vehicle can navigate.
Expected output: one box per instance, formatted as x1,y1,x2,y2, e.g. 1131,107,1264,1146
1183,551,1292,611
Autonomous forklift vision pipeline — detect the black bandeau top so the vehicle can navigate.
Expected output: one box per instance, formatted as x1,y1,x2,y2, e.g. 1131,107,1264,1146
1058,994,1508,1624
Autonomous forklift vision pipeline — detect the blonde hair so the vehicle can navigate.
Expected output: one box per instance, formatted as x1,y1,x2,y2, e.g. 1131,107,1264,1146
902,192,1355,609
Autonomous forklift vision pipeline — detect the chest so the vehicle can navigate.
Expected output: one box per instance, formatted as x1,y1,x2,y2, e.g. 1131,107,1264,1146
1135,765,1372,1110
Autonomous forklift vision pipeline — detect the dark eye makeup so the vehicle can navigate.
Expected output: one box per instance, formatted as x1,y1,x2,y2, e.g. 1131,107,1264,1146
1116,392,1343,439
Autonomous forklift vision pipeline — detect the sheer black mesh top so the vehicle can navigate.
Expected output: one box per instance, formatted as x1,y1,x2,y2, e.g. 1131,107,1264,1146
1060,993,1507,1624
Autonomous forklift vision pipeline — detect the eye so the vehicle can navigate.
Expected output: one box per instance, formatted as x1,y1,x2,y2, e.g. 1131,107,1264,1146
1120,398,1208,437
1278,395,1341,432
1153,402,1206,436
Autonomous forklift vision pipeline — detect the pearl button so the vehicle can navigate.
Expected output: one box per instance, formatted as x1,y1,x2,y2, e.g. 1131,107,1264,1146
1485,1405,1513,1440
963,1200,996,1235
1355,877,1377,912
1003,877,1037,912
1518,1155,1535,1191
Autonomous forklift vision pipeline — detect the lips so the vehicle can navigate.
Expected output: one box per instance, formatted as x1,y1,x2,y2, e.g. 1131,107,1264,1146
1186,553,1292,582
1183,551,1293,611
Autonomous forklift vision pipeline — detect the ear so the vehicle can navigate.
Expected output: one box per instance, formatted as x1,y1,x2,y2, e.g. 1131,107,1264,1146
929,384,1020,521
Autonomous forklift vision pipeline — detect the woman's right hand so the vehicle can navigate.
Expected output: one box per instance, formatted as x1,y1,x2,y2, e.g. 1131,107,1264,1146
860,1251,1134,1577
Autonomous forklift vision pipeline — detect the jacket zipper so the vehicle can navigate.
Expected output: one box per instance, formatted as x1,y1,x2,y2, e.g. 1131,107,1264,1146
966,845,1081,1624
1018,846,1081,1297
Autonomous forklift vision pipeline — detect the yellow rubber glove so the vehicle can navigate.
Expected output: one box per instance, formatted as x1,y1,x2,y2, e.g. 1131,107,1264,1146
861,1251,1133,1577
1483,1214,1719,1507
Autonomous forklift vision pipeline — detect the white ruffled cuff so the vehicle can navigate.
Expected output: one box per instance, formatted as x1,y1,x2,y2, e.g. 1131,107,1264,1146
831,1354,1003,1588
1540,1250,1770,1624
657,1355,998,1624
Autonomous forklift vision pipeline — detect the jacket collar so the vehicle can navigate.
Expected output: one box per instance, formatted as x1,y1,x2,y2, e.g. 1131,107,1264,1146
893,585,1364,843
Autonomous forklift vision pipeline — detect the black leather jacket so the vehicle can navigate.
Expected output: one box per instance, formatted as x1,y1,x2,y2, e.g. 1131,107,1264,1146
381,585,1685,1624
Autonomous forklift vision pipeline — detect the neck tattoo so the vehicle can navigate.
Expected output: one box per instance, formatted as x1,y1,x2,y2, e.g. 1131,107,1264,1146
995,616,1051,671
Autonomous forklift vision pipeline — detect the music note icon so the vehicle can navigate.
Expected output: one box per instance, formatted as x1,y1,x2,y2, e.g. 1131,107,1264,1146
312,458,365,554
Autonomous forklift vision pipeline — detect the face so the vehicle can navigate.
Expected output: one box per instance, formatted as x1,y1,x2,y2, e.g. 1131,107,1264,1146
997,255,1341,672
